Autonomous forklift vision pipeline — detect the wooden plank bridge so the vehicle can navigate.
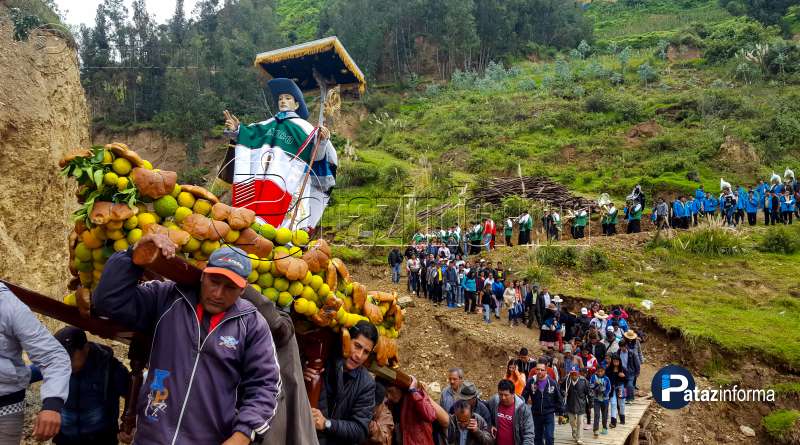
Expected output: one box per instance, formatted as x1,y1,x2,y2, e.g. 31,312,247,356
554,397,652,445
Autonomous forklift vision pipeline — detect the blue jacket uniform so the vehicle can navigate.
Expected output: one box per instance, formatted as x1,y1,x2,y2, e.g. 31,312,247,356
755,183,767,209
672,201,688,218
688,199,699,215
703,197,718,213
737,187,747,210
781,195,796,212
745,196,759,213
694,188,706,201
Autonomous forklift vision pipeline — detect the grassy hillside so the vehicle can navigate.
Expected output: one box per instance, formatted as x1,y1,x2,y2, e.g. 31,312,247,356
324,0,800,242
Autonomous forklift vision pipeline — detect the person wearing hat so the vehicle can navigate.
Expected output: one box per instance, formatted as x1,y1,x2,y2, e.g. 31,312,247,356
623,330,644,394
93,233,281,445
618,339,640,405
610,308,629,332
551,295,563,312
51,327,129,445
538,304,559,349
564,365,591,445
220,77,337,230
450,382,491,423
0,283,71,444
589,309,609,333
558,344,583,386
577,307,591,338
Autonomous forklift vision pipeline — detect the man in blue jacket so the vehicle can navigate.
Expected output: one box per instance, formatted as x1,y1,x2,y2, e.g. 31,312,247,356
522,362,563,445
703,192,718,218
694,185,705,203
745,190,760,226
736,186,748,226
93,234,280,445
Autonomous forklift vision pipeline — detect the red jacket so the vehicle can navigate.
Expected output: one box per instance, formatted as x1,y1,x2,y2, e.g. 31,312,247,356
483,220,496,235
398,388,437,445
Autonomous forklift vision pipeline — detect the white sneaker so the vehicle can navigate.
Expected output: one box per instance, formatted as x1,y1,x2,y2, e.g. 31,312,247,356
576,440,584,445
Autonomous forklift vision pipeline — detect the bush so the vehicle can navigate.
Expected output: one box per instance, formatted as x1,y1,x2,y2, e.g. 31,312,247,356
339,160,380,186
537,245,579,268
330,245,365,264
178,167,210,185
380,162,410,187
585,93,612,113
698,91,750,118
762,410,800,442
522,266,553,286
671,225,745,256
362,94,391,113
580,247,610,272
758,226,800,254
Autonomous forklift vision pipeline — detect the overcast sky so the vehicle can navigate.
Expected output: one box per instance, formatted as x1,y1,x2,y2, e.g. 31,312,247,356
54,0,199,27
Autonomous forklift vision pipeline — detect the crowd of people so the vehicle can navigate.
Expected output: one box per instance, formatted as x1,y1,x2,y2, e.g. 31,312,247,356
654,175,799,229
387,242,647,444
408,172,799,250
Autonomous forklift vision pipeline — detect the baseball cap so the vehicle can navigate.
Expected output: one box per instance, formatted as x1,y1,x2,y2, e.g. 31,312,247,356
204,246,252,288
570,365,580,373
54,326,87,356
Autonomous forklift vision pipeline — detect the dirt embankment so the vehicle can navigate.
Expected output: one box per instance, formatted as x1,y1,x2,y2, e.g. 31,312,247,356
0,17,89,296
92,128,228,175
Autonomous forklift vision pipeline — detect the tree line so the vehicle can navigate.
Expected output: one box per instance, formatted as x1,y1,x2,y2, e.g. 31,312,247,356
72,0,593,157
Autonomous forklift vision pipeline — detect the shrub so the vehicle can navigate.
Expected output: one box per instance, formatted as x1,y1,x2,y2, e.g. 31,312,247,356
580,247,610,273
614,98,644,122
362,93,390,113
585,93,612,113
330,245,365,264
518,79,538,91
698,91,749,118
178,167,210,185
537,245,579,268
762,410,800,442
758,226,800,254
380,162,410,187
671,224,745,256
339,160,379,186
522,266,553,286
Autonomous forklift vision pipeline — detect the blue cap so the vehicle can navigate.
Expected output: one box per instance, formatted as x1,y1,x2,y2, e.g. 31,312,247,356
267,78,308,119
205,246,252,288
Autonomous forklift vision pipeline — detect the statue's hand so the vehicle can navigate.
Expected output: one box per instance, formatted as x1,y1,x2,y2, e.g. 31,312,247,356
223,110,240,132
319,126,330,141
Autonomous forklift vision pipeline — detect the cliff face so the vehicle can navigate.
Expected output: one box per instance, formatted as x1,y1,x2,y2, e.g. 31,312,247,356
0,17,90,296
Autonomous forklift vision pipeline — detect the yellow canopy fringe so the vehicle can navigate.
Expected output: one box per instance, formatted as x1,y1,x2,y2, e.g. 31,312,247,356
253,36,366,94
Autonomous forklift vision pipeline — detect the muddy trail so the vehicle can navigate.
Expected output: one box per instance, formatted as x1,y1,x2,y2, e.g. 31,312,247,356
351,263,800,445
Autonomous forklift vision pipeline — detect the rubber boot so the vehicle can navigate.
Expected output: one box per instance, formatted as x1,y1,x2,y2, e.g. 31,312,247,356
610,417,617,428
620,414,626,425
